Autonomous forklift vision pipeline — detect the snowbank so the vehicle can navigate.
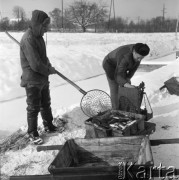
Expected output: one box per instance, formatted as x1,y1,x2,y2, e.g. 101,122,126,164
133,58,179,97
0,32,178,101
1,32,179,179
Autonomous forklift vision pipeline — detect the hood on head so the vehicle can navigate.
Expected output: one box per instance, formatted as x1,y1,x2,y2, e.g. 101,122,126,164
30,10,50,36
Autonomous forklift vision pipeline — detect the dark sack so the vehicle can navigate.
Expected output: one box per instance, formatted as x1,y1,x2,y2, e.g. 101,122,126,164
164,77,179,96
118,82,153,121
118,85,144,113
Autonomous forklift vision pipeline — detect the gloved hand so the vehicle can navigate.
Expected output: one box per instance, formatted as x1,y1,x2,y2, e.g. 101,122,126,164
126,78,131,84
49,67,56,75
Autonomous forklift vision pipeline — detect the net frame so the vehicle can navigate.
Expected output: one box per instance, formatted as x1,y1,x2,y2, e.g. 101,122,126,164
80,89,112,117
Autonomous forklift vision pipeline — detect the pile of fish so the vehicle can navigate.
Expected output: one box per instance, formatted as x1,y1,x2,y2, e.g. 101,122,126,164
91,110,136,130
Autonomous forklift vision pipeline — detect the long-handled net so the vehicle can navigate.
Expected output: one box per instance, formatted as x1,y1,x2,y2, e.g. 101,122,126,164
55,71,112,117
5,31,112,117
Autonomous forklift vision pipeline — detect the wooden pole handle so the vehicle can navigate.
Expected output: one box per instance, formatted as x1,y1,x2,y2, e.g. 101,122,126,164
37,145,62,152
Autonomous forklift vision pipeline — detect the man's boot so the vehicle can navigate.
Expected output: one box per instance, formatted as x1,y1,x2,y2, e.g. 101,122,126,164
27,116,43,145
41,107,58,133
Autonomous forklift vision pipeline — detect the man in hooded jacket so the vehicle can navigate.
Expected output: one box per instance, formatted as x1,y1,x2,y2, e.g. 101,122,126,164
103,43,150,110
20,10,57,144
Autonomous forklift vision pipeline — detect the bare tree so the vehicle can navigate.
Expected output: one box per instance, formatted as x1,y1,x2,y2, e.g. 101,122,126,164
12,6,26,22
49,8,62,31
176,16,179,40
67,0,107,32
0,17,10,30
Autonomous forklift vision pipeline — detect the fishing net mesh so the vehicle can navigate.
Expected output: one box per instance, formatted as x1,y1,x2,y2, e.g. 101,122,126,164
80,90,112,117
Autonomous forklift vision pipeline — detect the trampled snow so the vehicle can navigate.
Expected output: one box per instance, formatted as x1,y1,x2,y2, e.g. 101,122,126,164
0,32,179,179
1,59,179,179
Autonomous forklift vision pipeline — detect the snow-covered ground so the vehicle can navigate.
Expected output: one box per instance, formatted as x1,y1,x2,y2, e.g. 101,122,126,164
1,59,179,179
0,32,178,132
0,32,178,102
0,32,179,179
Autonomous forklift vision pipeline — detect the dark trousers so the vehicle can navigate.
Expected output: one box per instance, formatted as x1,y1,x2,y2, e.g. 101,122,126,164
106,76,119,110
25,82,53,135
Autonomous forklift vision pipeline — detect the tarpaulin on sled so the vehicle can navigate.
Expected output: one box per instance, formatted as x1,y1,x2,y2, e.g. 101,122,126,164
160,77,179,96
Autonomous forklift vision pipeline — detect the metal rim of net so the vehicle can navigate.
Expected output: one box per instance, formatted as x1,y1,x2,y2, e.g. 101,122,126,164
80,89,112,117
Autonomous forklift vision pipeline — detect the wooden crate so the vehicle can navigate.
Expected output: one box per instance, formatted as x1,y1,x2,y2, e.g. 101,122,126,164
85,110,145,138
48,136,153,180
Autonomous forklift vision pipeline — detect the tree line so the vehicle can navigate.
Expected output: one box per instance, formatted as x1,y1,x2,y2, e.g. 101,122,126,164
0,1,178,33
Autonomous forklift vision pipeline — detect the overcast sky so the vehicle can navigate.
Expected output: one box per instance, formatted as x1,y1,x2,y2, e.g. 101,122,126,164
0,0,178,21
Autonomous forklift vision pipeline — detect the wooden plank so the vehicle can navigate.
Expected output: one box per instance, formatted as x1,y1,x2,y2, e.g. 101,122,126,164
36,145,62,152
150,138,179,146
105,158,136,166
96,151,139,161
77,150,139,159
10,174,117,180
10,175,53,180
75,143,141,152
77,161,110,167
75,136,144,146
10,168,179,179
36,138,179,152
76,149,140,165
137,136,154,165
49,166,119,175
145,137,154,165
50,164,173,176
137,136,147,165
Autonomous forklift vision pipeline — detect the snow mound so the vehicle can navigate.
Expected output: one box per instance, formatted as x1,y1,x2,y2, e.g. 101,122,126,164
133,58,179,99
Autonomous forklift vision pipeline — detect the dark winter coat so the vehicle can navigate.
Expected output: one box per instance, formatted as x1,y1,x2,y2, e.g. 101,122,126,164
20,11,51,87
103,44,140,86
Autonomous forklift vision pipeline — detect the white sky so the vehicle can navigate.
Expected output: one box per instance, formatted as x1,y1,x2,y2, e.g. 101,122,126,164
0,0,178,21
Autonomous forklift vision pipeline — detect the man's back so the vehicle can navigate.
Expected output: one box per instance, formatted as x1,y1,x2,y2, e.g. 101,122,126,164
106,44,134,67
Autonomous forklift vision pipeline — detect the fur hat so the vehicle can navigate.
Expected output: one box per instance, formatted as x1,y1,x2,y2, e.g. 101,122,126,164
31,10,50,26
133,43,150,56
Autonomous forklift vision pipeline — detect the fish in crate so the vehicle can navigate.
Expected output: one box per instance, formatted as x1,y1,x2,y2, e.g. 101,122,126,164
85,110,145,138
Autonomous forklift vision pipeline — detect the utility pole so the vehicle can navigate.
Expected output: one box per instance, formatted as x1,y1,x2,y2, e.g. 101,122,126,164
0,11,2,21
108,0,112,31
108,0,116,32
137,16,140,24
61,0,63,30
112,0,116,31
176,16,179,40
161,4,166,31
162,4,166,22
137,16,140,32
175,14,179,58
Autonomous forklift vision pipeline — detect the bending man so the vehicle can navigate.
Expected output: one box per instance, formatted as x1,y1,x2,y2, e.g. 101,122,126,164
103,43,150,110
